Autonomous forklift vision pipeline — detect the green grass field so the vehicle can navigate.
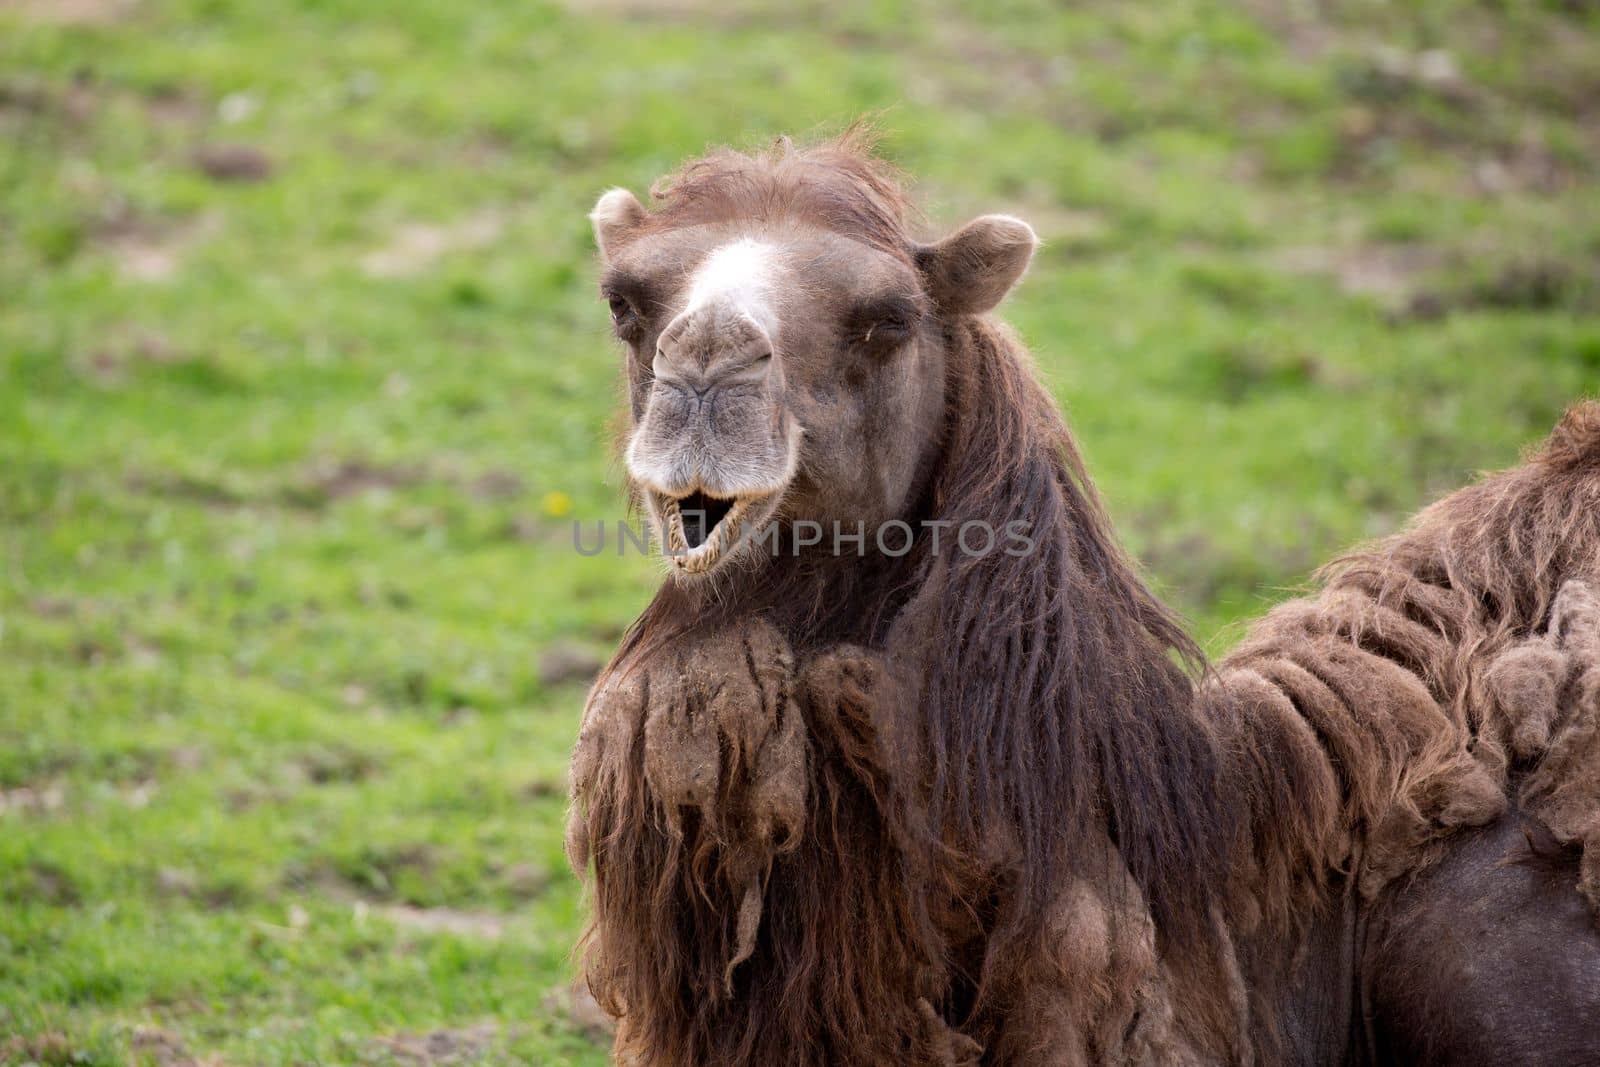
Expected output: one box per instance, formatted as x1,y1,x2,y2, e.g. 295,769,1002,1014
3,0,1598,1062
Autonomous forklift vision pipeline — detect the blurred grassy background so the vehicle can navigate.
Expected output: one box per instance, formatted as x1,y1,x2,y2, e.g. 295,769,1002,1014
2,0,1598,1062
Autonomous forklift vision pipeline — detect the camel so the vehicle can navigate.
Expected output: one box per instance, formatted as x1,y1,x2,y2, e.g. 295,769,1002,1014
566,129,1600,1065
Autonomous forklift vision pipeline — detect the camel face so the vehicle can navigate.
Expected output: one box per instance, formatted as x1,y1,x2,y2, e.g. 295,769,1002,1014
588,149,1035,578
595,214,941,575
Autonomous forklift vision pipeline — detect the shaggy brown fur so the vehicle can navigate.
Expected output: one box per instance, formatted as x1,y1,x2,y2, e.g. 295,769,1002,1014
635,132,919,259
567,133,1600,1065
1486,579,1600,914
1201,403,1600,1054
1214,404,1600,913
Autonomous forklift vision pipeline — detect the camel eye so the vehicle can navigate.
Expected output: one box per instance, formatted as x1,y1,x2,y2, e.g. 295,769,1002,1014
605,291,643,341
866,317,911,346
848,297,921,354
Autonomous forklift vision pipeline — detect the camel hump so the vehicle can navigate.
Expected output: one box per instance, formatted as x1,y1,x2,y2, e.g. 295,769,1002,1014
1535,400,1600,473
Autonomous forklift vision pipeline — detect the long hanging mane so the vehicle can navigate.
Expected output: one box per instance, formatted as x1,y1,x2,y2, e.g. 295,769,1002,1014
897,316,1235,982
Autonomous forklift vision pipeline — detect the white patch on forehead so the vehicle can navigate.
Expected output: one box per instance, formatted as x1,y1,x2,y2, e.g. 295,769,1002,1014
684,238,781,333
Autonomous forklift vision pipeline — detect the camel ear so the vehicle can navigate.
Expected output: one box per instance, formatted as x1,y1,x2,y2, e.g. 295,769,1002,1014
916,214,1038,316
590,187,647,261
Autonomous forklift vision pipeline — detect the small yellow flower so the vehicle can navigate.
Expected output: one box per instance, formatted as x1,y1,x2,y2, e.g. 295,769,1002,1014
541,490,573,518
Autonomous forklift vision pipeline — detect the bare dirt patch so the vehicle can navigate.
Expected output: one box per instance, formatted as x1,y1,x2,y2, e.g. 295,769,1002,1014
0,781,66,817
1461,258,1599,312
369,1023,506,1065
129,1025,200,1067
142,85,208,126
522,776,566,800
538,640,604,688
74,330,187,385
129,457,536,515
153,866,200,898
0,1033,81,1066
279,459,426,509
467,469,524,501
281,846,534,940
191,143,275,183
1270,242,1445,307
0,0,136,24
294,743,385,786
129,458,425,511
1399,256,1600,322
496,860,551,900
543,980,615,1044
98,211,221,284
0,73,98,130
1353,45,1480,109
555,0,780,21
7,860,81,906
284,843,439,902
375,904,507,940
151,866,245,908
1238,0,1336,61
361,211,509,278
126,469,250,509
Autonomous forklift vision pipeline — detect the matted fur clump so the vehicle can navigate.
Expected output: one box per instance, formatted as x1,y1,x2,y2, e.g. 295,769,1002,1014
567,132,1600,1065
1485,579,1600,914
1210,402,1600,932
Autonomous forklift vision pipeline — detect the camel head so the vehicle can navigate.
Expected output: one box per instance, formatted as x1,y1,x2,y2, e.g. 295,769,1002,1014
589,135,1036,577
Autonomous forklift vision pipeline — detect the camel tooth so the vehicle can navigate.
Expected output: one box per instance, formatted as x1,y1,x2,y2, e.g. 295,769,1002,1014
662,496,688,555
724,498,746,544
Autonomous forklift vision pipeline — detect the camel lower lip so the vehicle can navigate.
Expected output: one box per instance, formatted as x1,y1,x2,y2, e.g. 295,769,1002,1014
657,490,768,573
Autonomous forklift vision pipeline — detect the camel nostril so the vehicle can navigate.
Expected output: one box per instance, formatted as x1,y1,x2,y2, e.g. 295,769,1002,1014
720,352,772,387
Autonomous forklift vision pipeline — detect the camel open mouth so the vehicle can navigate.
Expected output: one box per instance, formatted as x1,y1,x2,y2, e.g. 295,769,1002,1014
656,489,773,574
